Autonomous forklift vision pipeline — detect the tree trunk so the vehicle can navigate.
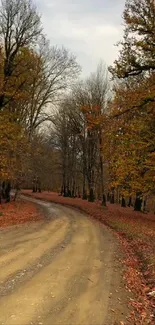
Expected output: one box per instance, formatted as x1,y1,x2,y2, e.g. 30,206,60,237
134,194,142,211
88,187,95,202
82,166,87,199
82,171,87,200
128,196,132,207
14,182,20,201
2,181,5,199
67,185,71,197
107,192,110,202
62,170,67,197
71,180,75,198
102,194,106,206
99,130,106,206
38,179,41,193
32,177,37,193
82,128,87,200
82,191,87,200
63,184,67,197
141,196,147,213
116,187,120,204
0,95,4,111
110,188,115,204
121,196,126,207
5,181,11,203
60,185,63,196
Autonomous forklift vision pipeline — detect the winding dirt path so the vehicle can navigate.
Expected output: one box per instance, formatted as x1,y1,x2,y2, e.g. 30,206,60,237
0,198,130,325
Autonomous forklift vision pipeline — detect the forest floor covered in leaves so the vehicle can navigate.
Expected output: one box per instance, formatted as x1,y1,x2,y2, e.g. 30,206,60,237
22,190,155,324
0,199,43,228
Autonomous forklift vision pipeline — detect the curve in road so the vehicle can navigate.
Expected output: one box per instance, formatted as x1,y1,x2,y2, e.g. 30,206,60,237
0,198,130,325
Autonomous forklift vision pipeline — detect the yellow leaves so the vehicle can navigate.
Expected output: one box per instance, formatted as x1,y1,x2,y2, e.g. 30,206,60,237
104,72,155,194
80,105,89,113
107,0,155,194
0,45,44,109
110,0,155,79
0,112,28,180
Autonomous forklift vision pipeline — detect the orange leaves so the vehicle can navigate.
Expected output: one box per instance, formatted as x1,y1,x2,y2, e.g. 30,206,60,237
0,45,44,181
0,45,44,110
0,200,43,228
110,0,155,78
0,111,29,180
108,0,155,196
105,72,155,195
80,104,103,130
81,104,101,114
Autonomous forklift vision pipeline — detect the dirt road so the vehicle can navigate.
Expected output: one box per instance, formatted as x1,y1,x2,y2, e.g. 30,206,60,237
0,198,130,325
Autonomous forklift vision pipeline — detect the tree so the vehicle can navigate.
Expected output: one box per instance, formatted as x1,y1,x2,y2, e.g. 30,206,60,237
0,0,80,201
75,63,109,203
50,63,110,203
0,46,42,197
85,63,110,204
109,0,155,78
51,104,81,198
0,0,42,110
0,111,29,202
104,75,155,210
61,88,88,199
24,133,62,193
24,40,80,138
108,0,155,211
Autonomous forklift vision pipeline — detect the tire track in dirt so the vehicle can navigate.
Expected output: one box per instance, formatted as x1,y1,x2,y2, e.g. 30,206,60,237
0,198,130,325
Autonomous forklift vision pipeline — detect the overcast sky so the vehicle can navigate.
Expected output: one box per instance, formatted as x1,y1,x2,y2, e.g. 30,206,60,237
35,0,125,77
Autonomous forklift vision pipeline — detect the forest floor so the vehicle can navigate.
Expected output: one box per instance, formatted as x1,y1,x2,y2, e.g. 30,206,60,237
22,190,155,325
0,199,43,228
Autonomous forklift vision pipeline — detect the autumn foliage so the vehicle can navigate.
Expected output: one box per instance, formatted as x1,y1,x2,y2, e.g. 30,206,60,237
0,0,79,198
0,199,43,228
106,0,155,208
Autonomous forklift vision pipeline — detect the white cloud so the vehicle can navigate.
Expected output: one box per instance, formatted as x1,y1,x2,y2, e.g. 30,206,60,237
96,25,120,36
35,0,125,77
